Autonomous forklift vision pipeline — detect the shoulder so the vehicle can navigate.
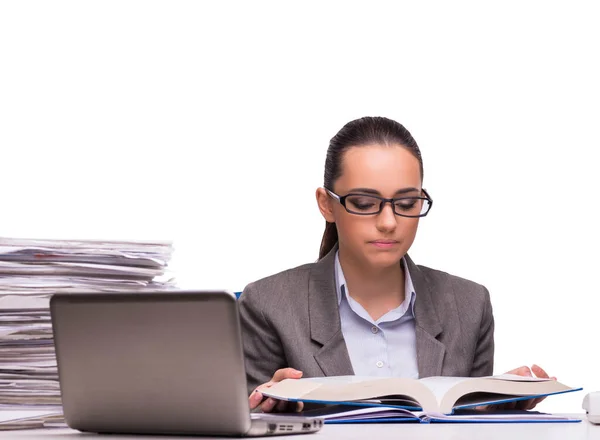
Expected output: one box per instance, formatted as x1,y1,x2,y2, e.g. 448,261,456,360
238,262,316,309
411,262,494,342
414,263,492,309
418,264,488,293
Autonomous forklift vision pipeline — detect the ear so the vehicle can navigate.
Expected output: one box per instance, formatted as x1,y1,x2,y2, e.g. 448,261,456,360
316,188,336,223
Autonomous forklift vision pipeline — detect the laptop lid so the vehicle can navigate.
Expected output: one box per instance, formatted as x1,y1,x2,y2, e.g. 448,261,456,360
51,290,256,435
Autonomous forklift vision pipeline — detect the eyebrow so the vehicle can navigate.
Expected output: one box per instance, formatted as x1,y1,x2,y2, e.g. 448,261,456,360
348,187,421,196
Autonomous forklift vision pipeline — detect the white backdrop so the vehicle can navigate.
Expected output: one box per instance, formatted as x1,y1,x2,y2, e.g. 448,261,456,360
1,1,599,413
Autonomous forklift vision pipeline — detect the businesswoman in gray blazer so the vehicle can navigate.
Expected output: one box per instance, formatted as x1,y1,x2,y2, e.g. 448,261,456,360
240,116,551,413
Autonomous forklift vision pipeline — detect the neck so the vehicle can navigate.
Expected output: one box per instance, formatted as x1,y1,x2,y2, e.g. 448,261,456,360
338,247,406,320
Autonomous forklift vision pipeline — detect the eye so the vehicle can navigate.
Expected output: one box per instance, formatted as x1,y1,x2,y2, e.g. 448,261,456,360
346,195,379,212
394,198,419,211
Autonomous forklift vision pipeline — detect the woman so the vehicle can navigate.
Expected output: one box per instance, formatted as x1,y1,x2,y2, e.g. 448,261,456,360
239,116,551,413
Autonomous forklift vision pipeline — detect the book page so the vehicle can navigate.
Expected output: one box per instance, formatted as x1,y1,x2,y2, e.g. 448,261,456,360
299,405,420,421
488,373,552,382
417,376,472,407
421,410,580,422
263,376,438,411
441,376,578,414
300,376,379,384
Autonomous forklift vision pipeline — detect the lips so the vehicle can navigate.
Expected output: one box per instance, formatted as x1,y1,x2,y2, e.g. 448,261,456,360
369,240,400,249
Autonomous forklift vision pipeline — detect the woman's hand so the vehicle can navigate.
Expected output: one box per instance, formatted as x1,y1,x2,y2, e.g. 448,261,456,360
248,368,304,413
496,364,556,410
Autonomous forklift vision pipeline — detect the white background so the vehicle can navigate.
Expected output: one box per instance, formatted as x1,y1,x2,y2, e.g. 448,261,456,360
1,1,599,413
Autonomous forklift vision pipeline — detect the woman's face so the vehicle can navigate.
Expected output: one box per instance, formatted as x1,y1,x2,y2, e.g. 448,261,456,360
319,144,423,269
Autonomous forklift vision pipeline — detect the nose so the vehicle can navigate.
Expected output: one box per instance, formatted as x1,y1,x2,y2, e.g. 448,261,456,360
375,201,397,233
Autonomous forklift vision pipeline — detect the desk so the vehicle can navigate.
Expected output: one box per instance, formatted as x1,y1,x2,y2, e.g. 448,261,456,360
5,415,600,440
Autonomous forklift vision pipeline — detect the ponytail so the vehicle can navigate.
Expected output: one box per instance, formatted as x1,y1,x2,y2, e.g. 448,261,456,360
318,222,338,260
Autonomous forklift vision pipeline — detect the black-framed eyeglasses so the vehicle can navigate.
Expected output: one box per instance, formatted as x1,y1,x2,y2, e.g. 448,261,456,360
325,188,433,217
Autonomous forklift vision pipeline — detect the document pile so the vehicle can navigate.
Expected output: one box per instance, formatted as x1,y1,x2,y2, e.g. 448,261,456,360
0,237,175,429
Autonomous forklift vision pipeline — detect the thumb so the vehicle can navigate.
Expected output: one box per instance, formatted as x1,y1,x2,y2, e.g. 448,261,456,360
506,365,532,376
515,366,533,376
271,368,303,382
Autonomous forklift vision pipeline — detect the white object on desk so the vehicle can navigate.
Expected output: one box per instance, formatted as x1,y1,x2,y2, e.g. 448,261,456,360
583,392,600,424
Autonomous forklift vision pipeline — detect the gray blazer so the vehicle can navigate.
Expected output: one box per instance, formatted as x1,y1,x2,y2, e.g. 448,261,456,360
238,246,494,394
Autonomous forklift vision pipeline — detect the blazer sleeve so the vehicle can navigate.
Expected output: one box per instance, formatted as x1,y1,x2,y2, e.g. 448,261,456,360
469,286,495,377
238,281,287,395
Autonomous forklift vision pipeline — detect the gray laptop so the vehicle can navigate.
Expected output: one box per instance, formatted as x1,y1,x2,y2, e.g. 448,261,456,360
50,290,323,436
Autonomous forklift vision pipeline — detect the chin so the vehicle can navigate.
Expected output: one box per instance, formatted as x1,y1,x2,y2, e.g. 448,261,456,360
366,249,404,268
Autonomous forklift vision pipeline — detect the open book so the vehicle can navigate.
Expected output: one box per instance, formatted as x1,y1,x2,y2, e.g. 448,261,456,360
262,374,582,423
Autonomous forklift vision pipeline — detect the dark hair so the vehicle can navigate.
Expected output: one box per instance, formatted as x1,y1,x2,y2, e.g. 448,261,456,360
318,116,424,260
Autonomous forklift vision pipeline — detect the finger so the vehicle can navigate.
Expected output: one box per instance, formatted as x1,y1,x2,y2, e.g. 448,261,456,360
261,398,278,413
524,396,544,410
505,366,529,376
509,366,532,377
275,399,291,413
531,364,549,379
531,395,547,407
492,401,515,410
514,399,531,410
527,398,540,410
257,381,274,392
248,390,264,410
271,368,303,382
515,402,528,410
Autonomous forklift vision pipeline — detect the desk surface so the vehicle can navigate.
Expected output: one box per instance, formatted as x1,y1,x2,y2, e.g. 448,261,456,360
5,415,600,440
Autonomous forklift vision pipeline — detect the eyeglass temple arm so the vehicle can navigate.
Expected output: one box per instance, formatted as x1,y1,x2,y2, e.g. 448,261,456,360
324,188,341,201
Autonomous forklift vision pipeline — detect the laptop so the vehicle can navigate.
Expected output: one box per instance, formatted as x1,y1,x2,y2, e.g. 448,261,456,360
50,290,323,436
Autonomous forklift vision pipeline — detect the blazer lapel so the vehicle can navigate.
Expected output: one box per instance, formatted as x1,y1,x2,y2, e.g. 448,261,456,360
406,255,446,378
308,245,354,376
307,248,445,378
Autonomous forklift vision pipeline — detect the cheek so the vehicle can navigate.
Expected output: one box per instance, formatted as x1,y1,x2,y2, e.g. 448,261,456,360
399,218,420,245
334,214,369,242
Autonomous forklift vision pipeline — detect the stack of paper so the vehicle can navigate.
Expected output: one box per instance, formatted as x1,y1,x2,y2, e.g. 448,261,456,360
0,410,64,430
0,237,175,429
0,237,174,309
